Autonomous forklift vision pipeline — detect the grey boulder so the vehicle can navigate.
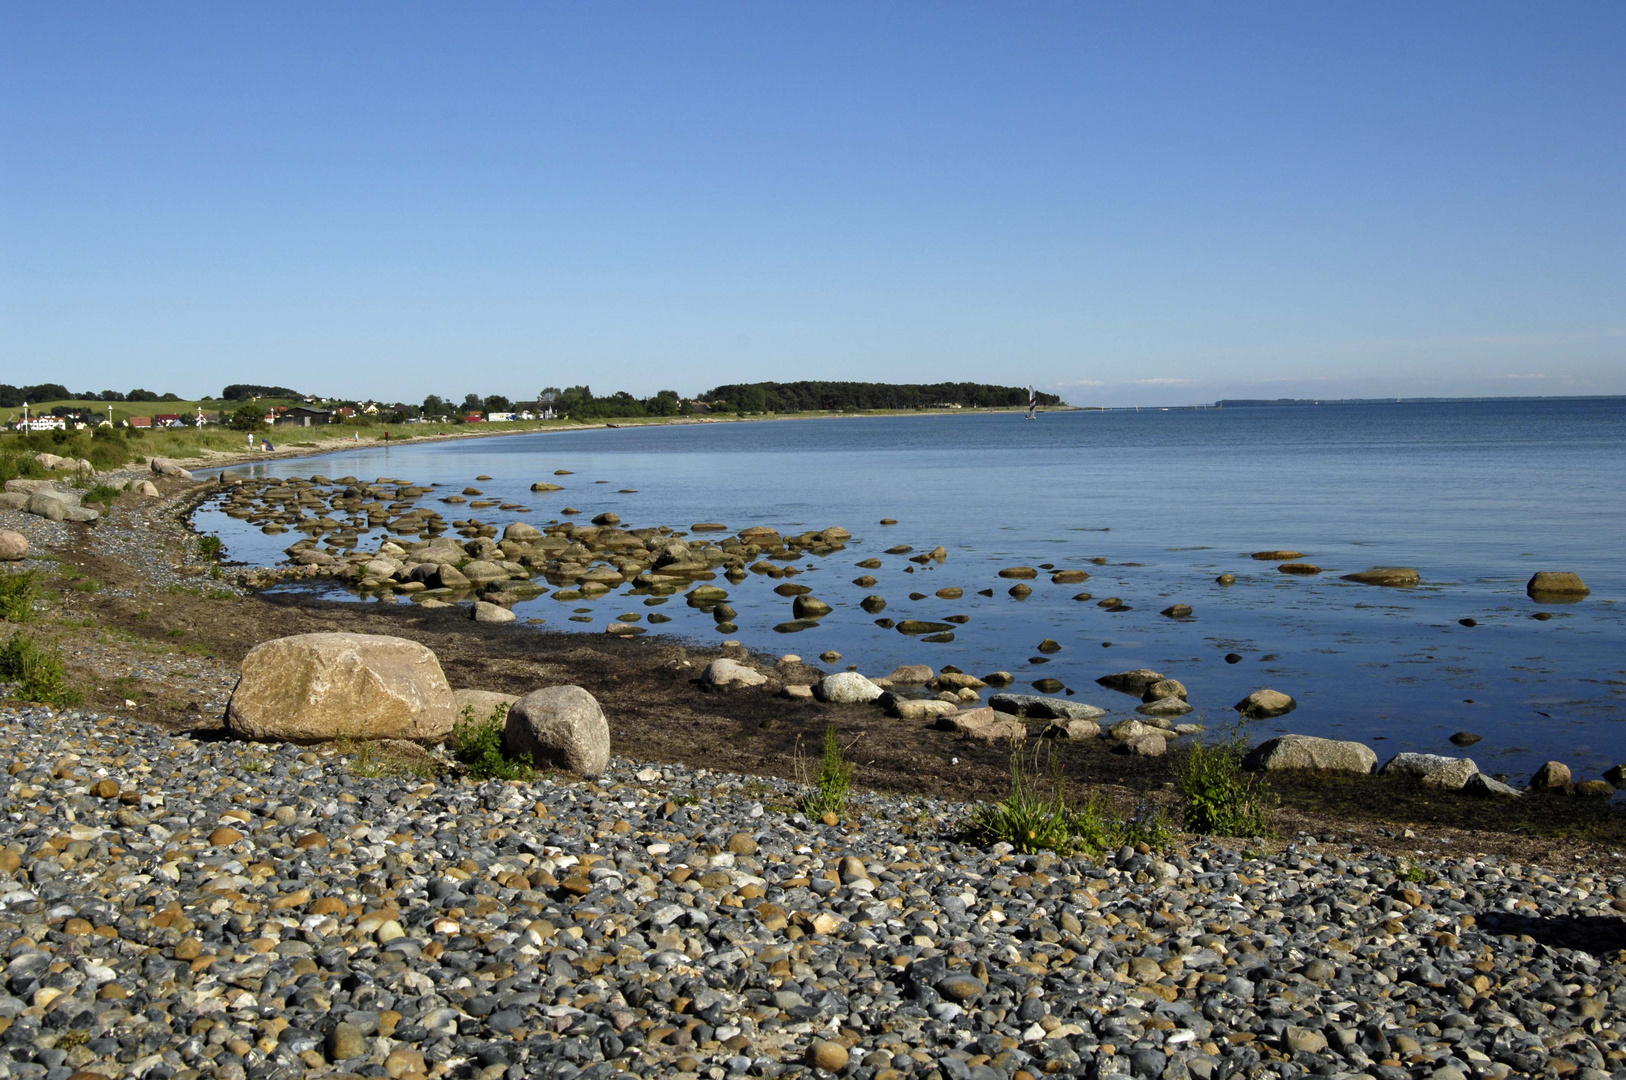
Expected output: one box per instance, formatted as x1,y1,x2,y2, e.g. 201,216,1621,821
1244,734,1376,774
504,685,610,778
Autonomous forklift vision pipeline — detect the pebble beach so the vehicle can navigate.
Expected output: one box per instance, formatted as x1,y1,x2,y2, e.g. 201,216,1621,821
2,700,1626,1080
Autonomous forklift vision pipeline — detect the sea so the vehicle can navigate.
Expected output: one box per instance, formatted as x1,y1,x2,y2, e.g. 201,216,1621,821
193,397,1626,782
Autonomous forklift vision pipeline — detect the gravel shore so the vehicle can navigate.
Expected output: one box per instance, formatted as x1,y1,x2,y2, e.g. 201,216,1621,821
2,704,1624,1080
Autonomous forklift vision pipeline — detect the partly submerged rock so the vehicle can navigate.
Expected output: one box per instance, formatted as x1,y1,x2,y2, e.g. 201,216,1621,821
1235,688,1297,719
1526,571,1589,601
1342,567,1421,587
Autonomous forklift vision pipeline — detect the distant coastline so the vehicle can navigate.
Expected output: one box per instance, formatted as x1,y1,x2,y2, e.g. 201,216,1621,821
1208,394,1626,409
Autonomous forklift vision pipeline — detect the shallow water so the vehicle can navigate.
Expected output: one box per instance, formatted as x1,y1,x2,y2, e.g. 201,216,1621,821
194,398,1626,781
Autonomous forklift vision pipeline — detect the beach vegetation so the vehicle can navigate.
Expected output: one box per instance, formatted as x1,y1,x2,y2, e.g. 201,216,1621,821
796,725,854,819
967,743,1172,857
1173,722,1273,837
0,631,80,707
0,571,38,622
451,702,535,782
83,481,122,505
197,534,223,560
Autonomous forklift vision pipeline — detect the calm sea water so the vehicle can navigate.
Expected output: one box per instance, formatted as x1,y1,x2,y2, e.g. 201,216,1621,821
195,398,1626,781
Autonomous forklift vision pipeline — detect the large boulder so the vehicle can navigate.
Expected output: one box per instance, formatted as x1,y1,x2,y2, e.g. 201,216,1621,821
702,657,768,689
0,531,26,561
226,633,456,744
1244,735,1376,774
1529,761,1571,790
1137,696,1194,718
1379,752,1479,790
815,672,884,704
1235,689,1297,719
150,457,193,480
0,493,26,511
1526,572,1589,600
1341,567,1420,587
504,686,610,778
25,490,74,521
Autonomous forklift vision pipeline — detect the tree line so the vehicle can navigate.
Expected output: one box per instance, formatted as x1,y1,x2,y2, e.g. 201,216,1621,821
699,381,1059,413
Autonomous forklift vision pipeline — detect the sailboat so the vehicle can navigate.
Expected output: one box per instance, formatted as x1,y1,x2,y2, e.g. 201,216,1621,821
1023,386,1038,421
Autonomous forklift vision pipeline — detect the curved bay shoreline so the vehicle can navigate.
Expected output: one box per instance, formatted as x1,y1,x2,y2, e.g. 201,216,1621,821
1,463,1625,1079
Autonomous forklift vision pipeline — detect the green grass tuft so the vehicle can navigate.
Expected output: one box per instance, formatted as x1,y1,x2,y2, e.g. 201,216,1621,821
0,571,38,622
451,702,535,781
1172,722,1274,837
0,631,81,707
797,726,853,819
968,744,1174,857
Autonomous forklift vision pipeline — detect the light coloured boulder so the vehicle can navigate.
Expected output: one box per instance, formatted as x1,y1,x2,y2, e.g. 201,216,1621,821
886,697,959,722
530,482,563,492
1042,718,1101,740
4,479,53,495
0,531,28,561
932,672,987,692
1244,734,1376,774
702,657,768,689
1465,773,1522,798
1109,718,1161,741
884,664,935,685
133,480,159,497
471,601,517,624
26,491,72,522
1526,572,1589,599
1119,733,1167,757
1380,752,1480,790
504,685,610,778
1342,567,1420,587
62,507,99,523
0,493,26,511
815,672,884,704
459,559,511,584
1235,689,1297,719
1142,678,1188,702
453,689,519,725
226,633,456,744
1529,761,1571,790
150,457,193,480
934,707,1026,742
503,522,543,542
1137,697,1193,718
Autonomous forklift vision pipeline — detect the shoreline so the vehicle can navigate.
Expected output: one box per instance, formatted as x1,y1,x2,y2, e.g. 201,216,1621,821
169,405,1069,473
5,472,1623,864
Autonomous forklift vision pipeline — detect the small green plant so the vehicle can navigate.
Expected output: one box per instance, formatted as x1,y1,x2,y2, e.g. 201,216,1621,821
1173,723,1273,838
967,744,1167,858
0,631,81,707
69,577,101,594
1397,860,1427,884
796,726,853,819
198,534,223,560
84,482,122,505
0,571,37,622
451,703,534,781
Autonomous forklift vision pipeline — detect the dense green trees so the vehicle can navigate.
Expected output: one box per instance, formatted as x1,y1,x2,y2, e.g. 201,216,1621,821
699,381,1059,413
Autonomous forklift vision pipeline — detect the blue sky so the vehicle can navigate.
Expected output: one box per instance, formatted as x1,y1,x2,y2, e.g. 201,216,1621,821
3,3,1622,406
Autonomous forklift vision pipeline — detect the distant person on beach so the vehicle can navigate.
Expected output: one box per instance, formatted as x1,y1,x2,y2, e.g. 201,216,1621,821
247,432,253,449
262,438,273,451
383,431,389,442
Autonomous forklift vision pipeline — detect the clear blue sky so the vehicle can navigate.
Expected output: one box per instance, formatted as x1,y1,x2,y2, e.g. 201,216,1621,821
3,3,1622,406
